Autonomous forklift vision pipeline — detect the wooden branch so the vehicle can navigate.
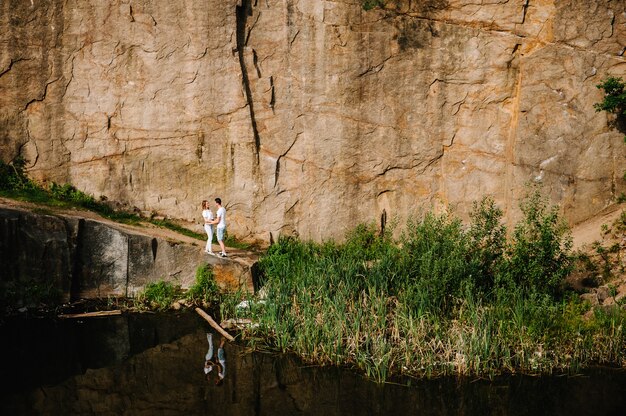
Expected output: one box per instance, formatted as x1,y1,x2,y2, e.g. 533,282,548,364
195,307,235,341
58,310,122,319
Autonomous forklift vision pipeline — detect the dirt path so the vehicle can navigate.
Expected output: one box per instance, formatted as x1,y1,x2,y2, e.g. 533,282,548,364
0,197,263,265
3,194,622,257
570,204,624,250
0,196,203,245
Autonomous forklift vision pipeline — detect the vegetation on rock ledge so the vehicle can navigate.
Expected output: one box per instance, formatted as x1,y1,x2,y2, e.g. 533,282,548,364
0,157,254,249
221,194,626,381
594,76,626,116
362,0,386,11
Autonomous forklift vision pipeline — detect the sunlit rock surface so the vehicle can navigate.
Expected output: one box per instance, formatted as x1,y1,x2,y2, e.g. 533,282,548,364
1,0,625,242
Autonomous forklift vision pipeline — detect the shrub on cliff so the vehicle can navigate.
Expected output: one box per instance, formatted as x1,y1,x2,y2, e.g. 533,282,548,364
362,0,386,11
0,157,38,192
594,76,626,116
593,75,626,196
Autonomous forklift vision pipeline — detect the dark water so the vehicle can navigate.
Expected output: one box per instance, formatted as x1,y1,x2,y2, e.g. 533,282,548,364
1,312,626,415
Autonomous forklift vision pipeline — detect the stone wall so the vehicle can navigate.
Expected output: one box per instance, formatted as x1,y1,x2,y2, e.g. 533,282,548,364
0,207,254,304
1,0,625,242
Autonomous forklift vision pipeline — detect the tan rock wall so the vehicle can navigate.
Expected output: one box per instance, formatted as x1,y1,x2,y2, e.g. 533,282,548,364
1,0,625,242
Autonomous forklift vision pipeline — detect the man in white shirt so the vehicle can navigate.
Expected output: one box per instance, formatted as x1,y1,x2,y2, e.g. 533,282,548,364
211,198,227,257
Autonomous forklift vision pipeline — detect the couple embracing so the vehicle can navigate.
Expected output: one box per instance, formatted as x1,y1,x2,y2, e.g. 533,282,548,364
201,198,227,257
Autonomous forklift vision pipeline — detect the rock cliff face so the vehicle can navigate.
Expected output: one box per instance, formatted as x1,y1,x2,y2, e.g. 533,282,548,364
1,0,625,241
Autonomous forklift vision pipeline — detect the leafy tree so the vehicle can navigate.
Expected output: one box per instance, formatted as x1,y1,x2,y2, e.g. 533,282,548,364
593,75,626,197
467,197,507,292
497,190,573,298
362,0,386,11
594,76,626,115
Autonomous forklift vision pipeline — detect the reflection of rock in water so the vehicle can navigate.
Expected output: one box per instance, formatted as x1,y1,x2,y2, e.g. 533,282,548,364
4,326,626,415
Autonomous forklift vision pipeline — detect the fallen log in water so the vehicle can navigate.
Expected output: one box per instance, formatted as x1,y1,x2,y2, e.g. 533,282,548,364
195,307,235,341
58,310,122,319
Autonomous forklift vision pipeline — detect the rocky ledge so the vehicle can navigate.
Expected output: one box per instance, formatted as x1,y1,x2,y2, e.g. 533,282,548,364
0,200,257,305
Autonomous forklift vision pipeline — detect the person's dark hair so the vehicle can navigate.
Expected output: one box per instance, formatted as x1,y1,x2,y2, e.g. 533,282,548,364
215,198,222,205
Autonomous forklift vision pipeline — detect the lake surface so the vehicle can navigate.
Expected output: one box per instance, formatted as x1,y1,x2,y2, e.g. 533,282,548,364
1,311,626,415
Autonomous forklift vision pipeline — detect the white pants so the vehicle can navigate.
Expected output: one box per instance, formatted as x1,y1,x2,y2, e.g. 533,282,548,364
204,224,214,252
205,333,214,360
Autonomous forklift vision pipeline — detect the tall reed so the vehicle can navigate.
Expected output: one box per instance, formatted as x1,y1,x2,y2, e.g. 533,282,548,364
229,195,626,381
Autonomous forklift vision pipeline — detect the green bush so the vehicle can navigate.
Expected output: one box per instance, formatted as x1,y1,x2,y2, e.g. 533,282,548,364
396,211,471,312
497,190,573,298
0,157,38,192
242,192,596,381
362,0,386,11
186,264,220,305
49,183,99,209
594,76,626,115
466,197,507,293
138,280,180,311
344,222,393,261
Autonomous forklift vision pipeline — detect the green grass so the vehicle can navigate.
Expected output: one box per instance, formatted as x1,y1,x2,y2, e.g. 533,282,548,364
186,264,220,305
0,158,253,246
222,195,626,382
148,218,205,240
136,280,181,311
224,233,256,250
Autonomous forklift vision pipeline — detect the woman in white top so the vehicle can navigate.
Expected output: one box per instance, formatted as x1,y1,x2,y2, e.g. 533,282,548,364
201,200,214,254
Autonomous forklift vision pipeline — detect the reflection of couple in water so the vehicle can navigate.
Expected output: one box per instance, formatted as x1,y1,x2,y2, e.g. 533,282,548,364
204,333,226,386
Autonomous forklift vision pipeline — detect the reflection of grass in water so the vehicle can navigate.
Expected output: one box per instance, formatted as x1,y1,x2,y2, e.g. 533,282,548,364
226,196,626,382
0,281,63,311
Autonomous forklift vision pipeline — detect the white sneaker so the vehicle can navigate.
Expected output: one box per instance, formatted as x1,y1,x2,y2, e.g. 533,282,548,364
220,252,227,258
